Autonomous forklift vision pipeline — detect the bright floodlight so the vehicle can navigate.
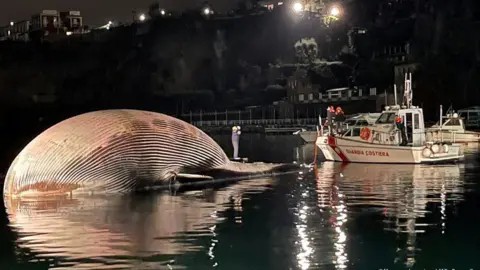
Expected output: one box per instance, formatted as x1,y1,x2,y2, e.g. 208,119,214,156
203,7,211,15
10,21,14,26
108,21,112,25
293,2,303,13
330,6,340,16
139,14,146,21
160,9,166,15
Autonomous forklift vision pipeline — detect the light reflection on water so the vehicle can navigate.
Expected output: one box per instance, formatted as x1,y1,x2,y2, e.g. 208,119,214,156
315,161,465,269
4,178,276,269
1,140,478,269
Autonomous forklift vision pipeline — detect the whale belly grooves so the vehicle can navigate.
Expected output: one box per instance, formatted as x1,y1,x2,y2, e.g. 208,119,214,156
3,110,230,198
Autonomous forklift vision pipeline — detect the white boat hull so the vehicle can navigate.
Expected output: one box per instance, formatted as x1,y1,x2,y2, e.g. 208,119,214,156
316,136,463,164
426,130,480,143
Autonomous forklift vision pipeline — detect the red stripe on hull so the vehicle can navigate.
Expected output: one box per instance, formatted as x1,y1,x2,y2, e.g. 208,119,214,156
327,136,349,162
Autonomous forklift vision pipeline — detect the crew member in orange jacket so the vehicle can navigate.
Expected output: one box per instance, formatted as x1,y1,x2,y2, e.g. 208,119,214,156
335,107,345,133
395,116,407,146
327,106,335,134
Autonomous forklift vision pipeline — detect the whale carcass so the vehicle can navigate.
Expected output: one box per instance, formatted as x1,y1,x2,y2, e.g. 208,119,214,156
3,109,292,198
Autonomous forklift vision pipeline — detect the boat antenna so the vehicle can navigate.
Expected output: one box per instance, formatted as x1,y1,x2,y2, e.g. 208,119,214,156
394,84,398,105
439,104,443,127
410,73,413,106
403,72,413,108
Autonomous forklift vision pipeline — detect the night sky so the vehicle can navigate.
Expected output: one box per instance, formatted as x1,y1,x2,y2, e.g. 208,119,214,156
1,0,237,27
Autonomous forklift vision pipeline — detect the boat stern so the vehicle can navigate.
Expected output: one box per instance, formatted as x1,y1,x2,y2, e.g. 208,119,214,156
419,143,465,163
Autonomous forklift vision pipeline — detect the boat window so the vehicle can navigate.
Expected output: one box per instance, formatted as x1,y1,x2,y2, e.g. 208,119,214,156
345,120,356,125
352,128,361,136
376,113,396,124
414,113,419,129
356,120,368,126
445,119,461,126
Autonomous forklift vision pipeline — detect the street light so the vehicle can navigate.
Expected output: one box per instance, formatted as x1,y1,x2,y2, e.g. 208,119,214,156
329,5,340,17
10,21,14,26
160,9,166,16
203,7,211,15
292,2,303,13
139,14,146,21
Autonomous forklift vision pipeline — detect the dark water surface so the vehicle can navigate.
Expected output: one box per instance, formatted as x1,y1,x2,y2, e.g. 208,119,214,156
1,135,480,270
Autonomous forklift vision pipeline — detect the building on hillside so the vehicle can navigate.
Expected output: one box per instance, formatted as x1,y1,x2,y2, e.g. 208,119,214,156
30,10,61,34
257,0,284,10
1,10,87,42
372,42,418,93
60,11,83,31
0,20,30,41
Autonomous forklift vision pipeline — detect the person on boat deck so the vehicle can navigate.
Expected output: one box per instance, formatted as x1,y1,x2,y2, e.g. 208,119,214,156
327,106,335,134
395,116,408,146
232,126,241,159
335,107,346,133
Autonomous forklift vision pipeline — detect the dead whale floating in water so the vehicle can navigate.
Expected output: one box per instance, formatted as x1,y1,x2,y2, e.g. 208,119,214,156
3,109,297,198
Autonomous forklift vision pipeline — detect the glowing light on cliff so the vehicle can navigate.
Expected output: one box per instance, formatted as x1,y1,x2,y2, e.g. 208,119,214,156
329,6,340,17
293,2,303,13
139,14,146,21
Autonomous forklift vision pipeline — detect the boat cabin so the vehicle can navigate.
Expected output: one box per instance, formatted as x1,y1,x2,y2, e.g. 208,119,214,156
430,113,466,132
344,113,380,127
340,125,360,137
370,105,426,146
457,106,480,128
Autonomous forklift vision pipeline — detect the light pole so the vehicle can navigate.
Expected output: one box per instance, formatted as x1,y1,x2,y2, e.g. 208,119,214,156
292,2,304,13
291,1,342,22
329,6,340,17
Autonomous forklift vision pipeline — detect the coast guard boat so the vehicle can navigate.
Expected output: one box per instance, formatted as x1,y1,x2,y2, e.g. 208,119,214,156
316,73,464,164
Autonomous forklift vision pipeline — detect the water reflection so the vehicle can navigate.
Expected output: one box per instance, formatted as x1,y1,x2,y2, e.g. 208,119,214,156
293,144,317,165
4,178,275,269
315,161,465,269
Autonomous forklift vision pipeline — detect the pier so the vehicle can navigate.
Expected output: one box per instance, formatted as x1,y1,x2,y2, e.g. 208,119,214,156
180,109,319,134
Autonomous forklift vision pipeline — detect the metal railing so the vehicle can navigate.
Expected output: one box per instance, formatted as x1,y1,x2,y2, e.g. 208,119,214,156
190,118,319,127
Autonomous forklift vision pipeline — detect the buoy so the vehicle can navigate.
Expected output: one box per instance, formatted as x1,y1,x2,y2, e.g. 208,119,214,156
443,144,449,153
431,144,440,153
422,147,433,158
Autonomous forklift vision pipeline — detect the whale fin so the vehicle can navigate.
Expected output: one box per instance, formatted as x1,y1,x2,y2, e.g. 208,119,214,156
176,173,214,180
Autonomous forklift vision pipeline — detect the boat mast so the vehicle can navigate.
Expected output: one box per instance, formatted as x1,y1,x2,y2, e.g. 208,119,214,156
403,73,413,108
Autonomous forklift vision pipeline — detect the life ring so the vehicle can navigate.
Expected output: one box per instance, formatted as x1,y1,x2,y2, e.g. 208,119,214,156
360,127,371,140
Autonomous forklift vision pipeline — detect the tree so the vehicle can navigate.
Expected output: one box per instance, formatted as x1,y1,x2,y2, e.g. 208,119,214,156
294,37,319,64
